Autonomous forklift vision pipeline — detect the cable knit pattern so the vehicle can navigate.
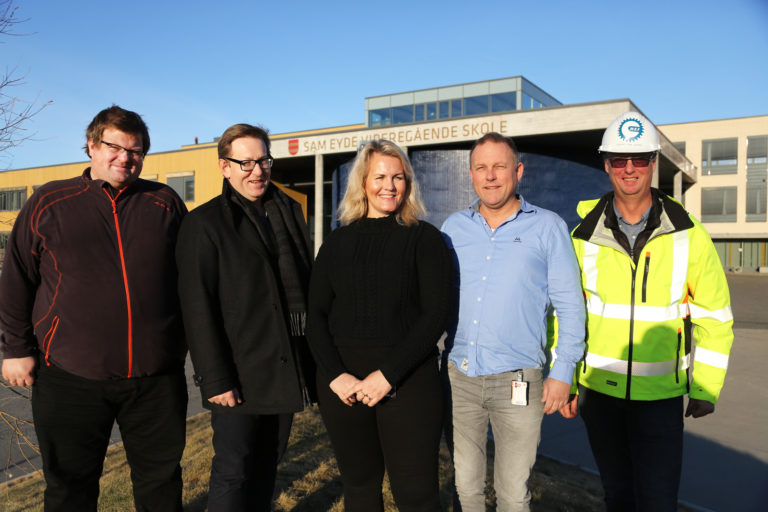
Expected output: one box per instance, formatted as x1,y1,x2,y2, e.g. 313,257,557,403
307,215,453,387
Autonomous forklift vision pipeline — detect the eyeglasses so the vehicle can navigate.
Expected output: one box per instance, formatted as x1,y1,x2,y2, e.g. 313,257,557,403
608,156,654,169
101,140,145,160
223,156,274,172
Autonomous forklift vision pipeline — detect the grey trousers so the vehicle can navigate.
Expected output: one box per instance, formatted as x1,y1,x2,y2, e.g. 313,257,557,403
448,363,544,512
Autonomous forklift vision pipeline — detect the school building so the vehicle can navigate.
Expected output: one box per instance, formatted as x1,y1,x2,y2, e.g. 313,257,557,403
1,76,766,271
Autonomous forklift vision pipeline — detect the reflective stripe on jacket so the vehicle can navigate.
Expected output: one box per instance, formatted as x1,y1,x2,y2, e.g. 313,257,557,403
570,189,733,402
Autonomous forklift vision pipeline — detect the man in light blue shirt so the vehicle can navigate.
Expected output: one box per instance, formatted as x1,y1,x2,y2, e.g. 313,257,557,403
441,132,585,512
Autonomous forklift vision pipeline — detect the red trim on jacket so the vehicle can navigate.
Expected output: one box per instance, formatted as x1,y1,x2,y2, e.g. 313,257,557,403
105,187,134,378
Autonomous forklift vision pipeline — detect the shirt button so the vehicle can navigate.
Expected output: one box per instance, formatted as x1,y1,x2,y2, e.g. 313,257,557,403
473,320,478,324
482,276,487,280
490,237,495,241
470,341,475,345
486,256,491,260
477,297,482,302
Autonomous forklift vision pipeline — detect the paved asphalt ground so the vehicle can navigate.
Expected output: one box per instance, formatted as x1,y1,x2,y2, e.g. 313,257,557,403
0,274,765,511
540,273,768,512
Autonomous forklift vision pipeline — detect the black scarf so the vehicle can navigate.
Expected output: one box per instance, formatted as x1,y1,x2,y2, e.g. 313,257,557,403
227,181,312,336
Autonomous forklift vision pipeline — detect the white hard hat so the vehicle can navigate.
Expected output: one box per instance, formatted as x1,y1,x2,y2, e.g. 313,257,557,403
599,111,661,154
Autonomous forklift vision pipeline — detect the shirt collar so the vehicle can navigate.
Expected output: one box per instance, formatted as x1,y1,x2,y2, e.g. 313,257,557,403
613,198,651,227
469,194,536,221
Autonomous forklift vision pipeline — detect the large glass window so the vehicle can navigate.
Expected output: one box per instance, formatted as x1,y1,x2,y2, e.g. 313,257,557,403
426,102,437,120
438,101,449,119
392,105,413,125
701,187,737,222
414,103,425,122
522,93,533,109
702,138,738,175
747,135,767,221
463,95,489,116
491,92,516,112
0,188,26,211
450,99,462,118
168,175,194,202
369,108,390,127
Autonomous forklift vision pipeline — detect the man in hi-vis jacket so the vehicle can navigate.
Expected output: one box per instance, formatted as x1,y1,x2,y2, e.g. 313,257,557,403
566,111,734,512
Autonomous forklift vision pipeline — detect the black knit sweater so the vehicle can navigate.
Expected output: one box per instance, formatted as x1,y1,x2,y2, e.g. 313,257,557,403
306,215,453,387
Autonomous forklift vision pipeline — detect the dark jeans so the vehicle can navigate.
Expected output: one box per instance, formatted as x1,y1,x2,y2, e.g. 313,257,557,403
317,356,443,512
32,363,187,512
579,387,683,512
208,411,293,512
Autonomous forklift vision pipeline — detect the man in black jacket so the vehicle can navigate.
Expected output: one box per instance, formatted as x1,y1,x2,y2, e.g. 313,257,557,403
0,105,188,511
176,123,314,511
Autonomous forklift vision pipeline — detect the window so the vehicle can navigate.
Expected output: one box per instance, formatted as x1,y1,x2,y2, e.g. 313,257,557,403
522,93,533,109
701,187,737,222
747,136,767,169
702,138,738,174
747,136,767,221
450,99,462,118
0,188,26,211
0,232,9,265
392,105,413,125
672,141,686,155
168,175,194,202
747,184,766,221
426,102,437,120
463,95,489,116
369,108,391,127
438,101,449,119
414,103,425,122
491,92,516,112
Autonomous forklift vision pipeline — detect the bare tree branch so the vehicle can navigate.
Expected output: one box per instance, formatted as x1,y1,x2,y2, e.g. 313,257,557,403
0,0,44,478
0,0,51,163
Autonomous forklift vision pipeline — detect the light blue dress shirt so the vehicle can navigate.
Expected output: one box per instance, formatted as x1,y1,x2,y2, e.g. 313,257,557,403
441,196,585,383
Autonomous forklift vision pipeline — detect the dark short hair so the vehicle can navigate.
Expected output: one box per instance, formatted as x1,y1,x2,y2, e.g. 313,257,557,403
469,132,520,164
84,105,150,157
217,124,271,159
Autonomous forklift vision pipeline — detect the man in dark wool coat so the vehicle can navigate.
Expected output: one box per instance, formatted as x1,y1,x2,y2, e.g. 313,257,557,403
176,123,315,512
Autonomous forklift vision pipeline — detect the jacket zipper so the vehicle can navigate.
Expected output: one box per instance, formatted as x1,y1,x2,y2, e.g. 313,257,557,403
626,258,636,400
642,252,650,303
104,189,134,378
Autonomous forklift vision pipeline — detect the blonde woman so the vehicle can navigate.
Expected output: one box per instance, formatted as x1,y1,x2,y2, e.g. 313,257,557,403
307,140,452,511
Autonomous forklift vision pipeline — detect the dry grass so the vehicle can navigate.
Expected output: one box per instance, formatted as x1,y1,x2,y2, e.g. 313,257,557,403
0,407,616,511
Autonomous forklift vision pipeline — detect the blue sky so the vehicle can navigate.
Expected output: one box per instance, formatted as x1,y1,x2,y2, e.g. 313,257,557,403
2,0,767,170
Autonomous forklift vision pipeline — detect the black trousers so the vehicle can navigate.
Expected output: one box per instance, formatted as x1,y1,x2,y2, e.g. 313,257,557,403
207,411,293,512
317,354,443,512
579,387,683,512
32,362,187,512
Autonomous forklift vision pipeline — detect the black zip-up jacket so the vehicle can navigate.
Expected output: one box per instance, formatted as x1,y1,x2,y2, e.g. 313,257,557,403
0,169,187,380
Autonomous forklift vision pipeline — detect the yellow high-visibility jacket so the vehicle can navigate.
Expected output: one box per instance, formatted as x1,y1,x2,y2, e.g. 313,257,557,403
569,189,733,403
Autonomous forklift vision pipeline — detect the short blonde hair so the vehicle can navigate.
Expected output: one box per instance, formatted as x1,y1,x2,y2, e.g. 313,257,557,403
337,139,425,226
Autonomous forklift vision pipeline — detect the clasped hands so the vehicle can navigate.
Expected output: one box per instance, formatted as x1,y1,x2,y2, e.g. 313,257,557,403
329,370,392,407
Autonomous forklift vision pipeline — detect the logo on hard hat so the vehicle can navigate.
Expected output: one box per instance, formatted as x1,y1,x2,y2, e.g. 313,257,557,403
618,117,644,142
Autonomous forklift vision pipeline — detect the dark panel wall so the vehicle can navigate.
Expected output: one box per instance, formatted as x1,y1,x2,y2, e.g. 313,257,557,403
331,149,612,233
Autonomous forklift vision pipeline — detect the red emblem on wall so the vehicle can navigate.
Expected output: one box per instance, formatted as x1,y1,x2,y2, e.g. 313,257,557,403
288,139,299,155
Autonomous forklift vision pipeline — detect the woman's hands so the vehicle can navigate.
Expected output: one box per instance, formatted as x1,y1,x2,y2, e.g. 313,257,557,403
354,370,392,407
329,370,393,407
329,373,362,406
